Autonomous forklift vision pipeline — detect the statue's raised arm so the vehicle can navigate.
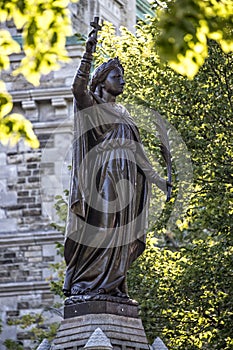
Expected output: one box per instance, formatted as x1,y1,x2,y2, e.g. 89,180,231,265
72,17,101,109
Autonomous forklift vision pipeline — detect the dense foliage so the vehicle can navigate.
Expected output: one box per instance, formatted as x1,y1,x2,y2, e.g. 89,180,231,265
152,0,233,78
94,20,233,349
129,233,233,348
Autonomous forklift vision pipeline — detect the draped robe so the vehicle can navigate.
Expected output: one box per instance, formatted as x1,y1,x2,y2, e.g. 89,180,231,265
63,96,153,297
62,50,167,297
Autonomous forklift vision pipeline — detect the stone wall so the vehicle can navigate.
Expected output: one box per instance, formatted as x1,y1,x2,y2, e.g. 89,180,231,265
1,146,46,233
0,231,64,349
70,0,136,34
0,38,79,350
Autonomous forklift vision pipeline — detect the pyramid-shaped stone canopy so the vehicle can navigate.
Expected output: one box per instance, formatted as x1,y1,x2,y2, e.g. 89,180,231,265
84,327,113,349
36,339,51,350
152,337,168,350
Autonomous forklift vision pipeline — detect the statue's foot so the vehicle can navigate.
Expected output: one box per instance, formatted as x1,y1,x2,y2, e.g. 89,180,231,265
64,285,137,305
70,285,87,295
64,295,87,305
110,288,129,299
63,288,71,297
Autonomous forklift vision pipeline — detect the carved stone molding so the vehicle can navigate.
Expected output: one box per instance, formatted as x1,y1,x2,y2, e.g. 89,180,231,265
22,99,38,121
0,281,51,297
0,230,63,248
11,87,73,103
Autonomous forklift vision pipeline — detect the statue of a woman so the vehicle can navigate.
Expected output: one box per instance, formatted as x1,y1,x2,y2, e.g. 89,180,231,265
63,21,170,302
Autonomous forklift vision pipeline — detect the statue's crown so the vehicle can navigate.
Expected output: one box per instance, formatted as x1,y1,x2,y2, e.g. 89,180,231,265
90,57,124,92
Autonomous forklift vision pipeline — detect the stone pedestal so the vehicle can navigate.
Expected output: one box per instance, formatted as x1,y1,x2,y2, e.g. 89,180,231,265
52,301,150,350
64,300,139,319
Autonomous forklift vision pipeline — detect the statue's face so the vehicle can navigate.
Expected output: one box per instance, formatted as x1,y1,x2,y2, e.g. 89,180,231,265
103,67,125,97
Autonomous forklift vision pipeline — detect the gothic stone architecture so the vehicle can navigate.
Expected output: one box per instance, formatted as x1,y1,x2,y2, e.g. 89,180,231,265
0,1,152,349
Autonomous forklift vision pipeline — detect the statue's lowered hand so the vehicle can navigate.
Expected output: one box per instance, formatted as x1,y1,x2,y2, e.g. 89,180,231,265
153,175,172,195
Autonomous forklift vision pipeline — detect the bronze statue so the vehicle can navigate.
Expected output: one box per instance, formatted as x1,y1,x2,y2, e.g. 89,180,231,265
63,18,171,303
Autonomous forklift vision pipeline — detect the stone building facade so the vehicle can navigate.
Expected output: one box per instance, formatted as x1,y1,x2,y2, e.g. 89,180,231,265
0,1,152,348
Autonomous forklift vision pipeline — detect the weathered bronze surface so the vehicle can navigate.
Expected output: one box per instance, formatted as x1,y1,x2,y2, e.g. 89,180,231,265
63,18,169,304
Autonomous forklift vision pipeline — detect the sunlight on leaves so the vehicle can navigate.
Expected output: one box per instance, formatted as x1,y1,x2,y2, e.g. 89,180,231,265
0,113,40,148
0,81,39,148
155,0,233,78
0,81,13,118
0,29,21,70
0,0,79,146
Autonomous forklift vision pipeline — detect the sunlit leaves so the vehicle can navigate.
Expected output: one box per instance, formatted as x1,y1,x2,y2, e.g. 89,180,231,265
128,234,233,349
0,0,75,85
0,113,40,148
154,0,233,78
0,81,13,118
0,81,39,148
0,29,20,71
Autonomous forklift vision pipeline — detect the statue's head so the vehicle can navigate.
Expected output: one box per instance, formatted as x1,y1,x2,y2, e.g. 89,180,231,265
90,57,124,98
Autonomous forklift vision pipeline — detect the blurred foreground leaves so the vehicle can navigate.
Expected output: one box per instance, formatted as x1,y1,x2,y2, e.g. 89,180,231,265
152,0,233,78
0,0,79,148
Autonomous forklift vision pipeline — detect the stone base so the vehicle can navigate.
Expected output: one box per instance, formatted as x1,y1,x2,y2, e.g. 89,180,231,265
52,312,150,350
64,300,139,319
